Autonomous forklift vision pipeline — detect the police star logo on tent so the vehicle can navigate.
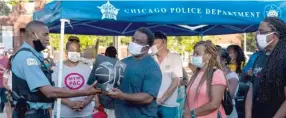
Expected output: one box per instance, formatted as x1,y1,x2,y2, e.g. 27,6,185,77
98,1,120,20
264,4,282,18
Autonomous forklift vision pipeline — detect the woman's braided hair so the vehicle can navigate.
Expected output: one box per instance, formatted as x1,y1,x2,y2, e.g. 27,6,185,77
256,17,286,103
189,40,223,98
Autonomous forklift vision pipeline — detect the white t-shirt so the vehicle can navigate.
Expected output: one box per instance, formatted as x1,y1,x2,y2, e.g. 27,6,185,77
226,72,239,103
3,70,12,89
154,52,183,107
52,63,93,117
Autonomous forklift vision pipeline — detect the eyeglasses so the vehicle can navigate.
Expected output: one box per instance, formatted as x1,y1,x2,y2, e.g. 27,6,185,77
256,29,273,35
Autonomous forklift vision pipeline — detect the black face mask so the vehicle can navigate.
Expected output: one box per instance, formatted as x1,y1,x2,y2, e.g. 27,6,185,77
33,39,45,52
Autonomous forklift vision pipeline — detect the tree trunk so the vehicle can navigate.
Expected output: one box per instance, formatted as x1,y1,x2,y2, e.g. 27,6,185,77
94,38,100,58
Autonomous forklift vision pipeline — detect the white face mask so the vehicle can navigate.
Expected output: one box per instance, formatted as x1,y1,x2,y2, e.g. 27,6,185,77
150,44,163,55
68,52,81,62
256,32,274,49
128,42,148,56
191,56,204,68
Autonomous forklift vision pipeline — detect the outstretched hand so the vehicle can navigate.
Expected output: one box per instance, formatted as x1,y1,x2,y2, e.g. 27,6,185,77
84,81,101,96
106,88,124,99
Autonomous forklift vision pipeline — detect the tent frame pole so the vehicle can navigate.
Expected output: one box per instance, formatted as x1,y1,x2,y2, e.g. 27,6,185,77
200,34,203,41
244,33,247,52
113,36,121,59
56,19,69,118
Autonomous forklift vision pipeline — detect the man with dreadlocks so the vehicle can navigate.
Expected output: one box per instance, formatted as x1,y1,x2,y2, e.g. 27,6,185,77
245,17,286,118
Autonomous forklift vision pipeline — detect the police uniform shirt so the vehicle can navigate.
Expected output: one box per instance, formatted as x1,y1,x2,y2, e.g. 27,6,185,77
12,42,52,109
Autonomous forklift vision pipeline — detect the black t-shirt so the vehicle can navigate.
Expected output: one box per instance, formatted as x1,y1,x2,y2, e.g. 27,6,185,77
251,51,286,118
251,51,270,118
251,51,268,100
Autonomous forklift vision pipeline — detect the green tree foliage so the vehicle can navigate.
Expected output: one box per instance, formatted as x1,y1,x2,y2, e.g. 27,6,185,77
246,33,256,52
120,36,132,45
49,34,113,51
8,0,30,6
98,36,113,47
50,34,217,58
167,36,216,55
0,1,11,16
239,33,257,52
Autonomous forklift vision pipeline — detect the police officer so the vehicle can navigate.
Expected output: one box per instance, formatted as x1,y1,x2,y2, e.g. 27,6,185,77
11,21,100,118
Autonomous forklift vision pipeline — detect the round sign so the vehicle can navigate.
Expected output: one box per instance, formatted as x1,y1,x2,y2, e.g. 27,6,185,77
64,73,85,90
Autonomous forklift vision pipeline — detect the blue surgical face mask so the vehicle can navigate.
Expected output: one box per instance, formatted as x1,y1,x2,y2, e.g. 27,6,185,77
191,56,204,68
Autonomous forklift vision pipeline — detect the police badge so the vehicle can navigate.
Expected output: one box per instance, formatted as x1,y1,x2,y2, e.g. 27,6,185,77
91,55,125,92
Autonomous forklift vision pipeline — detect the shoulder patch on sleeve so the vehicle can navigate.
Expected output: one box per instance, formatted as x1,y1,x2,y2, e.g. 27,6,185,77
27,58,39,66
